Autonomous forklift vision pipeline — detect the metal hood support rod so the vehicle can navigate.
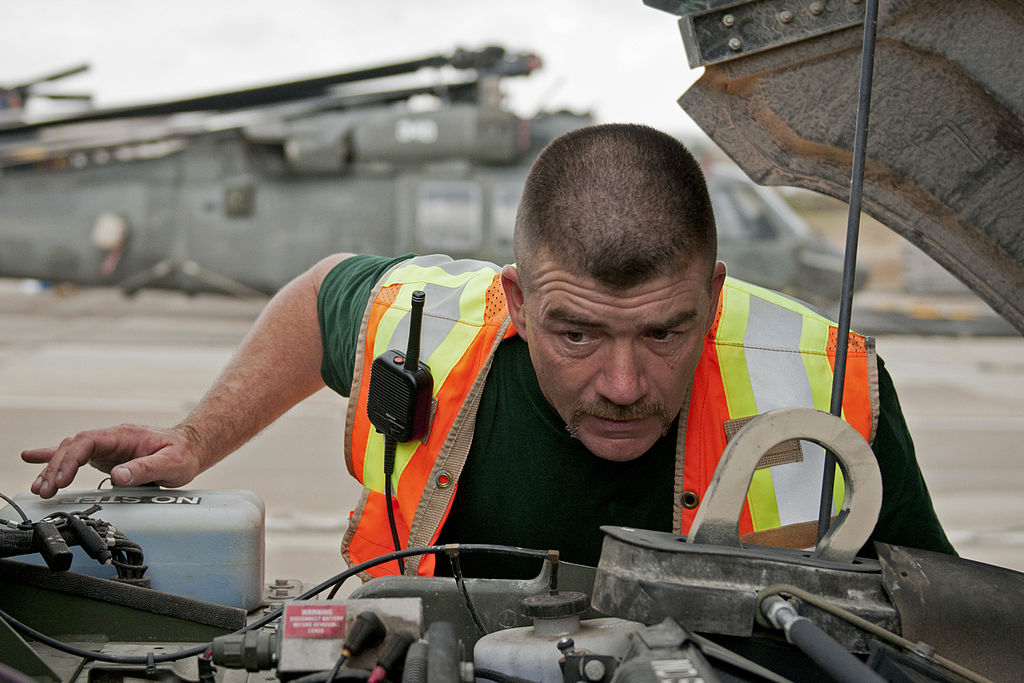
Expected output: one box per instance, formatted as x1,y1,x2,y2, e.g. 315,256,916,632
818,0,880,543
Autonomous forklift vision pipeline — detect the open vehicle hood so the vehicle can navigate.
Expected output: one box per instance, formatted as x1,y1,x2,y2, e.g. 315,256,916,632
648,0,1024,334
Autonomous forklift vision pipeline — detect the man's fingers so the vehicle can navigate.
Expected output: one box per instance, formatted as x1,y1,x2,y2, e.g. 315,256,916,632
31,433,109,497
21,448,59,496
27,444,82,498
109,456,176,488
113,449,196,489
23,425,200,499
20,447,57,464
24,427,143,498
110,464,137,486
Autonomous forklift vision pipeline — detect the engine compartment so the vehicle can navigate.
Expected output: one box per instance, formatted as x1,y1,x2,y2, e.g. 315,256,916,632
4,409,1022,682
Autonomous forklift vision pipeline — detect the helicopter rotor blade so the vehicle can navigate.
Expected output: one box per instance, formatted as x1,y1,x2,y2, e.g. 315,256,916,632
25,92,93,101
13,64,90,90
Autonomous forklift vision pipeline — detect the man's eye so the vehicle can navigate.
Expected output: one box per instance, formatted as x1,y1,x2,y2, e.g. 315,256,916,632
565,331,587,343
649,329,675,341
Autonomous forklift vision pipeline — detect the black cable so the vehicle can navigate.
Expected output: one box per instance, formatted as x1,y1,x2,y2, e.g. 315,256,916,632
1,508,148,583
324,654,349,683
453,544,551,562
447,551,487,636
322,544,446,600
0,610,209,664
197,649,216,683
368,631,414,683
0,492,29,523
322,543,552,599
65,654,92,683
286,672,342,683
474,668,539,683
49,512,111,564
383,437,405,575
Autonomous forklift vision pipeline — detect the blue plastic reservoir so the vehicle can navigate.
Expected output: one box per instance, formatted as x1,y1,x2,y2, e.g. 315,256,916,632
2,487,265,610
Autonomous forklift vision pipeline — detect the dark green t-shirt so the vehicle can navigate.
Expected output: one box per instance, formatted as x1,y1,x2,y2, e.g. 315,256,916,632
318,255,955,577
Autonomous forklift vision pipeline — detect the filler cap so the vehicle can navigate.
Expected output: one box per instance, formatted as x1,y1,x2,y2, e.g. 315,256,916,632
520,591,589,619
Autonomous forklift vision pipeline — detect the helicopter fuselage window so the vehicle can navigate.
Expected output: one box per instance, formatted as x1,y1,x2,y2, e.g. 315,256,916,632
415,181,483,252
490,182,521,254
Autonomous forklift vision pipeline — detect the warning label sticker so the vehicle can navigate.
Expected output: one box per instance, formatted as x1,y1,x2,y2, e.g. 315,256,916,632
283,604,347,639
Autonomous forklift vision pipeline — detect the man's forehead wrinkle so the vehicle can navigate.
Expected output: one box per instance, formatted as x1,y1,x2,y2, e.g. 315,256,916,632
545,306,599,327
542,306,641,332
525,258,712,327
539,300,701,333
656,308,700,329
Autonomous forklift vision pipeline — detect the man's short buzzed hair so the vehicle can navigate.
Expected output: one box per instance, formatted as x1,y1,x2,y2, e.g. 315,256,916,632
513,123,716,291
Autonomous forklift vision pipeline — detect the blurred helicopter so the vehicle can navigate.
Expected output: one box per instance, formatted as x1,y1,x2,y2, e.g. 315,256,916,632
0,63,93,126
0,47,854,301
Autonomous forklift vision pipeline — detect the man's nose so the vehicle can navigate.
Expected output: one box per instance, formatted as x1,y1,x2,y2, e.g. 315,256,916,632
596,342,647,406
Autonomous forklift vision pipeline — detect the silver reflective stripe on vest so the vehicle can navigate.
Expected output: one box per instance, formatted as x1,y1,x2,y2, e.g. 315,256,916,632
383,281,459,362
374,254,475,357
743,294,828,527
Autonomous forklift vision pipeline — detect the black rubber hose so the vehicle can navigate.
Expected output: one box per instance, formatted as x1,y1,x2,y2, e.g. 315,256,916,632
400,640,428,683
425,622,459,683
786,619,884,683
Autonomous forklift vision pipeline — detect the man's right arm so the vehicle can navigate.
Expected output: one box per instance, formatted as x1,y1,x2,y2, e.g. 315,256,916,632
21,253,353,498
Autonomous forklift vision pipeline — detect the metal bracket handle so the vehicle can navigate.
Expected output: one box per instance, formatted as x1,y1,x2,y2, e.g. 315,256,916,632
688,408,882,563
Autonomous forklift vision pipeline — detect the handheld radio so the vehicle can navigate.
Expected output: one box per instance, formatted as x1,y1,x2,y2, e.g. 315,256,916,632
366,290,434,442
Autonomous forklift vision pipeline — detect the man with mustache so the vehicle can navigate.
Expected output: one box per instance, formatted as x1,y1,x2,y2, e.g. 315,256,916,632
23,124,954,577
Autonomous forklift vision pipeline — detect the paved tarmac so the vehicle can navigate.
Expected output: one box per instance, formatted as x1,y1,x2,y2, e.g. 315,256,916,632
2,281,1022,597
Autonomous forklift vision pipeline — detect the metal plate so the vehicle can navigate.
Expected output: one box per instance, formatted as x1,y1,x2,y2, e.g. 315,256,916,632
877,543,1024,682
650,0,1024,334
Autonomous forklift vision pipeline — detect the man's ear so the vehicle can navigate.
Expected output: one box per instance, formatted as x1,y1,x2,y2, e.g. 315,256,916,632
706,261,727,332
501,265,528,338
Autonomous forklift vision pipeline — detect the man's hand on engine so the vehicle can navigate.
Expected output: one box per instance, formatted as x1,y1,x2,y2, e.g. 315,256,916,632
21,424,205,499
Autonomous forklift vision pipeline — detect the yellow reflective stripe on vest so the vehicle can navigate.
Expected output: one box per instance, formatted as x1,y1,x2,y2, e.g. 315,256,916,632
364,431,416,493
717,278,851,530
716,283,754,417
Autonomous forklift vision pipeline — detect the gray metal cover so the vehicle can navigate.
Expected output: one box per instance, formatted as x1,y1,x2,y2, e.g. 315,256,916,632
592,526,897,652
877,543,1024,682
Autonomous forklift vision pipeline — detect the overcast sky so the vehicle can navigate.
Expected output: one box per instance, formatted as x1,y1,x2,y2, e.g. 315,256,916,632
2,0,706,135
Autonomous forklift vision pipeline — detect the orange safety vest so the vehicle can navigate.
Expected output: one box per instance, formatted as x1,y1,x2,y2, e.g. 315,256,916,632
341,256,878,576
